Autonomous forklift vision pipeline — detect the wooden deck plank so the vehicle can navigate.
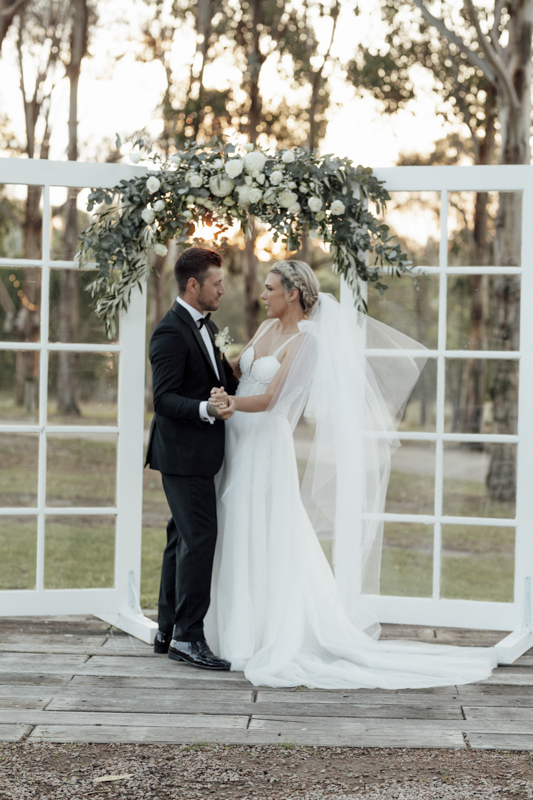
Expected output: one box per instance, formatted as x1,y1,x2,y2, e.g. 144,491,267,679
70,674,254,691
255,690,462,706
468,732,533,750
1,710,248,729
47,688,254,715
463,706,533,720
0,724,33,742
27,724,467,747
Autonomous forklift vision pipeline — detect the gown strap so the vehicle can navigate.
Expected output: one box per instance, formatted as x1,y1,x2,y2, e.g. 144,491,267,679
272,332,302,359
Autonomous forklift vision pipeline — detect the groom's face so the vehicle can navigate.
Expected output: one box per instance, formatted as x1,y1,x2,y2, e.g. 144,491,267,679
197,266,226,312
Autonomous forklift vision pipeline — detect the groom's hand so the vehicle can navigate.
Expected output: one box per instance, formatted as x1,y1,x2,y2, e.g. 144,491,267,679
210,386,229,408
206,396,235,421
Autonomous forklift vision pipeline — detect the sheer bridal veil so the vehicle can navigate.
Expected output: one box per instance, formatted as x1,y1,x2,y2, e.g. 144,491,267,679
267,292,428,638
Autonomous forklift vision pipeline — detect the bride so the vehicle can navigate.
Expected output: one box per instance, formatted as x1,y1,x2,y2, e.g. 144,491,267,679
205,260,497,689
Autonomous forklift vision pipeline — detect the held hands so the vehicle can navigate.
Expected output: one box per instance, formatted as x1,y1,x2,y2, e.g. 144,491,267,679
206,387,235,421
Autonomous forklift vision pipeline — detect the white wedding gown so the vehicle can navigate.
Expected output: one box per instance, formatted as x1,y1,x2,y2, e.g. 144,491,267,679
205,312,497,689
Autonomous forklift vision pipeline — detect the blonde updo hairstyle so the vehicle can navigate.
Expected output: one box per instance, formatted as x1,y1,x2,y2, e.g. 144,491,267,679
270,260,320,317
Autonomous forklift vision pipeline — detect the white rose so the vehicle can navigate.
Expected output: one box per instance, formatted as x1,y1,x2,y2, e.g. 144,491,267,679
263,188,277,204
154,243,168,256
213,158,224,169
315,211,325,221
152,199,165,211
256,174,265,185
308,197,323,213
299,184,309,193
141,208,155,224
269,170,283,186
169,154,181,165
330,200,346,215
146,176,161,193
248,187,263,204
225,158,244,179
188,173,203,188
129,152,142,164
244,175,253,186
288,202,301,214
282,151,295,164
279,190,298,208
244,151,267,174
209,175,235,197
288,181,297,189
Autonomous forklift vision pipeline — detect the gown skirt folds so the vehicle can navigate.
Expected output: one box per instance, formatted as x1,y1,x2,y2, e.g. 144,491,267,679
205,297,497,689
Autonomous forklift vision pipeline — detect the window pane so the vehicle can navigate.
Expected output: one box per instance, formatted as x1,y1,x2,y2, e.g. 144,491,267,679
367,274,438,349
0,433,39,507
47,352,118,426
386,441,435,515
0,515,37,590
375,191,441,267
441,525,514,602
44,515,115,589
50,187,91,261
0,350,39,424
0,184,42,260
0,267,41,343
46,434,117,508
448,191,522,267
447,275,520,352
445,359,519,435
443,442,516,519
399,358,437,432
379,522,433,597
48,268,119,344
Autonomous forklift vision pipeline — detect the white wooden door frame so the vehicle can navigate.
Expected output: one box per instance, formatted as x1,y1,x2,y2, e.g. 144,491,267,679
0,158,156,643
359,166,533,663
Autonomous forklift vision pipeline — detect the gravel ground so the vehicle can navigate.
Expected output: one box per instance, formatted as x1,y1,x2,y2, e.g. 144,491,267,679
1,743,532,799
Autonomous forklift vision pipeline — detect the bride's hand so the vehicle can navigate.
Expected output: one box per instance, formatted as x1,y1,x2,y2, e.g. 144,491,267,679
210,387,229,408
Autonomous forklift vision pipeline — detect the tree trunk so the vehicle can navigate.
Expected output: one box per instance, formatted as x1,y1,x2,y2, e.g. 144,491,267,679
145,254,168,412
16,184,41,409
486,0,532,502
57,0,88,417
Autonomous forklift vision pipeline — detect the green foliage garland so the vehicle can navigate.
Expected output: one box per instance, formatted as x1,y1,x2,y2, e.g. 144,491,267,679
77,140,414,338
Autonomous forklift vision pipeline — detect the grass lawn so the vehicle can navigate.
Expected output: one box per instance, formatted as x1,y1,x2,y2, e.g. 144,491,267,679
0,431,517,608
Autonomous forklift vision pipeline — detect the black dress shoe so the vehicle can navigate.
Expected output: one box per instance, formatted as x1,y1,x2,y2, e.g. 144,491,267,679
168,639,231,671
153,630,171,654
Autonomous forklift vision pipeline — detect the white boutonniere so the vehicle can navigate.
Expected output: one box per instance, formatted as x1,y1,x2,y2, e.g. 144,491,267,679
214,327,232,354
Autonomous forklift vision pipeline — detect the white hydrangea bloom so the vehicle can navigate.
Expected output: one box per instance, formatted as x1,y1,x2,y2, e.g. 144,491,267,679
154,243,168,256
141,208,156,224
308,197,323,213
279,190,298,208
282,151,295,164
188,173,203,188
146,176,161,193
244,151,267,174
129,153,142,164
269,170,283,185
330,200,346,215
152,199,165,211
237,185,252,206
225,158,244,179
209,175,235,197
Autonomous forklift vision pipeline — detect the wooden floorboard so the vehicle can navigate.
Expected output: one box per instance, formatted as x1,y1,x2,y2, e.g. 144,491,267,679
0,616,531,747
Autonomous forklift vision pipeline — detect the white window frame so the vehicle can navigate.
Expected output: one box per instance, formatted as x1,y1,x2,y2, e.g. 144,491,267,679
0,158,156,643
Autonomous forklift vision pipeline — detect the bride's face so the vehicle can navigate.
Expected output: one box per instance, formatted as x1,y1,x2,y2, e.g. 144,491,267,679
261,272,295,318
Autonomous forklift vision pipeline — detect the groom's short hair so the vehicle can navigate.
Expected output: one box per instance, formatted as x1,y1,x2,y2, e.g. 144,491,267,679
175,248,222,292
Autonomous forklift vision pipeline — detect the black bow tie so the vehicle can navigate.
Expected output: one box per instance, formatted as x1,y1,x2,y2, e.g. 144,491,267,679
197,313,211,329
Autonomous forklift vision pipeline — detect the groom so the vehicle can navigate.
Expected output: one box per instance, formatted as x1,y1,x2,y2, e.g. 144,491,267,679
145,247,238,670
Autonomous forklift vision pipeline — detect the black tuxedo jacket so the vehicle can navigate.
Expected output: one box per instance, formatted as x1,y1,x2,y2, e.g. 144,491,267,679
145,301,239,476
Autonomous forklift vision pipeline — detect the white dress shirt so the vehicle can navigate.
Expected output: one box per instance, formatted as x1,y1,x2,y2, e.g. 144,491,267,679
176,296,220,424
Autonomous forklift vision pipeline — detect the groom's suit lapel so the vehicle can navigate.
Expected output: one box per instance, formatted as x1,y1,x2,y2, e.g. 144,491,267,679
171,301,226,388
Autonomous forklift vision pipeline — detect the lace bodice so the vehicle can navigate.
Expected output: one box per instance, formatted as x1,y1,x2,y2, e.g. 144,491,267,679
237,347,281,397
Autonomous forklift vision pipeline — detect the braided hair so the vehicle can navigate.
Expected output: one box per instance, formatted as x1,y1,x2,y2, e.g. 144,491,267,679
270,260,320,317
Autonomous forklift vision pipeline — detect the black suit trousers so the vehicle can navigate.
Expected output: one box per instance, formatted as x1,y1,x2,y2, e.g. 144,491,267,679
158,474,217,641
